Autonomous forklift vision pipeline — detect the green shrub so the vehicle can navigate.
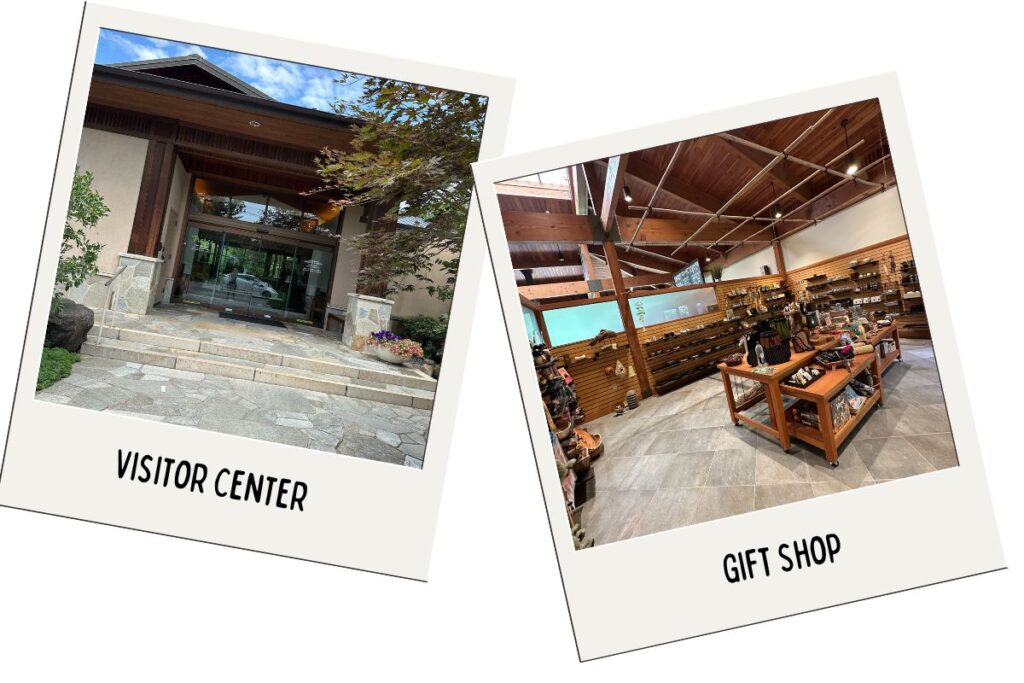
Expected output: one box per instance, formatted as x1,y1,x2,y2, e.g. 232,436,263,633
400,314,448,363
37,347,80,391
54,168,107,314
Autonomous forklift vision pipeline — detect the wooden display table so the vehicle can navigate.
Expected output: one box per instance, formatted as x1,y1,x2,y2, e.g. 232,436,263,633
718,325,900,463
780,351,884,466
867,324,902,373
718,340,835,453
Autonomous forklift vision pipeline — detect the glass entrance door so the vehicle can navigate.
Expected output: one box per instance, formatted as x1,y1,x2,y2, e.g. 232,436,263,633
179,224,334,326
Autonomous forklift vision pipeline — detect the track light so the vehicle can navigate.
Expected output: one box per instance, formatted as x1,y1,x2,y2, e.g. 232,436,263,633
841,118,858,175
558,249,565,263
623,185,633,203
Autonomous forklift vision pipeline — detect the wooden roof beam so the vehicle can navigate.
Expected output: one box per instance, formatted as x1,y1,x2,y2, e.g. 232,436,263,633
503,212,608,243
601,156,737,221
518,271,676,300
711,134,813,203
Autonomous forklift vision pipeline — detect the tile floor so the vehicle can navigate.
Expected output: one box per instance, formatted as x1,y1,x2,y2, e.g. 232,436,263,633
579,339,956,545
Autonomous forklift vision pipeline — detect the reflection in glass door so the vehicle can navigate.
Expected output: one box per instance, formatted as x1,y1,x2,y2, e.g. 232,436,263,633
180,225,333,326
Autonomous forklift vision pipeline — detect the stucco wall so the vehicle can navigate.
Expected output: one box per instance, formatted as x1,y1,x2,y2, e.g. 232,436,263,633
390,249,455,319
75,128,149,274
328,206,457,321
329,205,366,307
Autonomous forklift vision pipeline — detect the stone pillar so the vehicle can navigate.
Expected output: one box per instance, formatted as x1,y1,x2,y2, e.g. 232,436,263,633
341,293,394,351
109,253,164,315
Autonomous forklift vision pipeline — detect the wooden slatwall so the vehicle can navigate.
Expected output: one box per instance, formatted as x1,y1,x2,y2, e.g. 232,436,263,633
635,274,786,394
547,275,791,418
784,236,915,327
551,331,641,421
784,236,912,291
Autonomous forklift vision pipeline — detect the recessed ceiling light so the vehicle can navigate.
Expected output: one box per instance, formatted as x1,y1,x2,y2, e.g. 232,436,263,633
249,120,262,128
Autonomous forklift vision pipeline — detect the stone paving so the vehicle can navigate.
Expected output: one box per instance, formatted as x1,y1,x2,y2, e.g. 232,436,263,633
49,303,435,467
579,339,955,545
37,354,431,469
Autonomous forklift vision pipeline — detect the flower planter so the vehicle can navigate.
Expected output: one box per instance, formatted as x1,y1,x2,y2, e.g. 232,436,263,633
373,346,412,365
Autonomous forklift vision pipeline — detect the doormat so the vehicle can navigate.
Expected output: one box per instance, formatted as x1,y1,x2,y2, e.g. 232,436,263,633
218,312,287,328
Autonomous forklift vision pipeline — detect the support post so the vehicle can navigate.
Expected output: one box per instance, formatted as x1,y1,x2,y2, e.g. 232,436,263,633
604,240,653,397
773,238,787,276
127,120,178,258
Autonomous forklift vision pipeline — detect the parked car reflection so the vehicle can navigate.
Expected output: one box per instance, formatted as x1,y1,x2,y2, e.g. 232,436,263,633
221,272,278,299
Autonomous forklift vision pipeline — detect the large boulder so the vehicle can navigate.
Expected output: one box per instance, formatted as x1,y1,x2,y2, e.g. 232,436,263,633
45,298,94,352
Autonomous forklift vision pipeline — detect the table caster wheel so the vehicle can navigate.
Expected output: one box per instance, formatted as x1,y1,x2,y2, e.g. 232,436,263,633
830,462,839,468
734,420,740,426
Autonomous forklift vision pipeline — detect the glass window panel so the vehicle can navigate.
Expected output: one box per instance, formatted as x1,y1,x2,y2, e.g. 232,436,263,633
522,305,544,345
542,300,624,347
629,287,719,327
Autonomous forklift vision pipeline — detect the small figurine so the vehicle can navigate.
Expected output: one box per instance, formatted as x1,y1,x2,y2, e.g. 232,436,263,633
755,343,767,366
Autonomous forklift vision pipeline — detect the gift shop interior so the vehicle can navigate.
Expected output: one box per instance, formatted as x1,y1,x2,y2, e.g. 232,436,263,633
499,99,955,549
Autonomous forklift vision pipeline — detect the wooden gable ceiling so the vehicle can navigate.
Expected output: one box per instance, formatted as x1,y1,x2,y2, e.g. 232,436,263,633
501,98,895,290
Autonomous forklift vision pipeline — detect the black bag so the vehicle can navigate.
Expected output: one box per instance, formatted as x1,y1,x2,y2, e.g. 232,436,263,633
744,321,791,366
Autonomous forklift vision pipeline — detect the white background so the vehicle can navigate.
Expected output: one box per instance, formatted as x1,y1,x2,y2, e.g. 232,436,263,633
0,0,1019,678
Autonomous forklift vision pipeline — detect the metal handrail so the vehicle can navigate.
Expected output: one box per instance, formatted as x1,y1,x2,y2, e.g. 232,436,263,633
95,265,128,346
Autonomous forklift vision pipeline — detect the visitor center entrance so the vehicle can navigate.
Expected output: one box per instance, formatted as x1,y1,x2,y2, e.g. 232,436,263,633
178,223,335,326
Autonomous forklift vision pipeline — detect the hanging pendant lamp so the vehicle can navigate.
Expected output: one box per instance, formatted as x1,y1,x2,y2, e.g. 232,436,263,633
842,118,859,175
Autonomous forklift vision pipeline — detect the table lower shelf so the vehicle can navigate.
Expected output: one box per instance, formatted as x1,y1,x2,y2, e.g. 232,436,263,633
785,389,881,457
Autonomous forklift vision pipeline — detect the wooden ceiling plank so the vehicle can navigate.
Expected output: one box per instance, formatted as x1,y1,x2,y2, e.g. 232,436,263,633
711,134,812,203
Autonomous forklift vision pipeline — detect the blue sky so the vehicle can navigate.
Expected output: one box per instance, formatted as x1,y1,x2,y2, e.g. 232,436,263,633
95,29,365,112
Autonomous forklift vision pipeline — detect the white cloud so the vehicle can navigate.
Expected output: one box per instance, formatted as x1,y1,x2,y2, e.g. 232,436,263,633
107,33,208,62
102,30,366,112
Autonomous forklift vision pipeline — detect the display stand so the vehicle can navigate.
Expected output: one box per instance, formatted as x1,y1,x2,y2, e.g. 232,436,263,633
718,341,835,453
781,351,884,466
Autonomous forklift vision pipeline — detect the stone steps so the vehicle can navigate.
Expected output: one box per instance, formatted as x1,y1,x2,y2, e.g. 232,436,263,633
82,329,434,410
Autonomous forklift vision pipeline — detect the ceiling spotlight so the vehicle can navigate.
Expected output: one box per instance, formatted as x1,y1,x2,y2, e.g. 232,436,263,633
558,248,565,263
704,248,711,263
841,118,858,175
623,185,633,203
248,120,261,128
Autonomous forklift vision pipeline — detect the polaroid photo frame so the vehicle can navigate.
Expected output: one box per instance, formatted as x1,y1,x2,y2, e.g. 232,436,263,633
0,3,512,581
473,74,1003,660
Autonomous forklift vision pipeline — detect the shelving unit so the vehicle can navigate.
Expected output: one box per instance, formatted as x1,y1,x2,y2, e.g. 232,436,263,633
644,321,745,395
896,260,929,338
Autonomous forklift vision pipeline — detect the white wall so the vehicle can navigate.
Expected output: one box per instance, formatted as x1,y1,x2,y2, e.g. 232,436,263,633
781,188,907,271
721,245,775,280
75,128,149,273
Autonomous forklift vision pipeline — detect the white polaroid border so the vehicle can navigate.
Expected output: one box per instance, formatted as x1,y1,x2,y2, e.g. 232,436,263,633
0,3,512,581
473,74,1004,660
